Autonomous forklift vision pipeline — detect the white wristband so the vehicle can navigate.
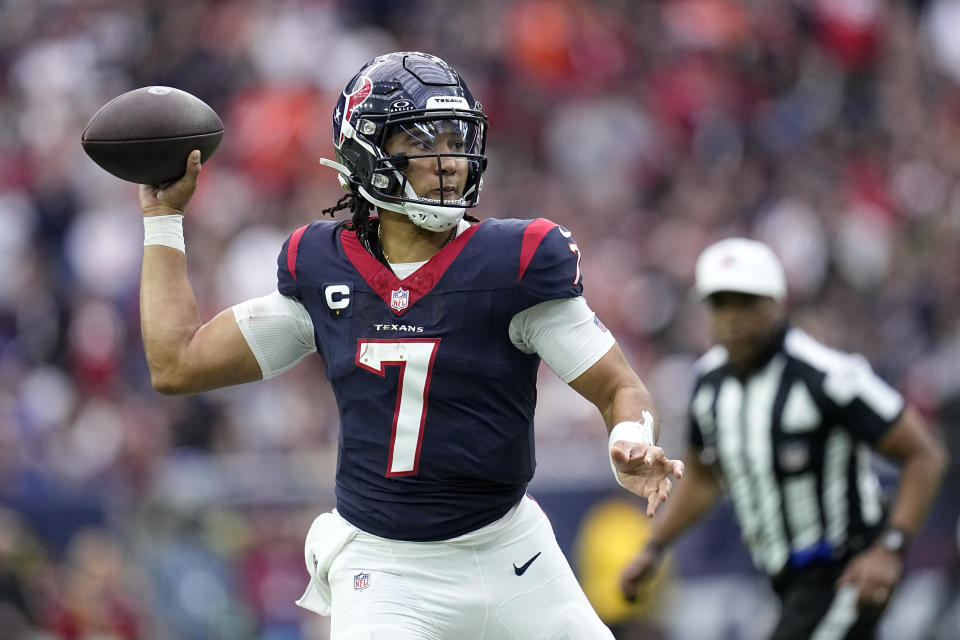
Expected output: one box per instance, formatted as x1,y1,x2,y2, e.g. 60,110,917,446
608,411,655,488
144,214,185,253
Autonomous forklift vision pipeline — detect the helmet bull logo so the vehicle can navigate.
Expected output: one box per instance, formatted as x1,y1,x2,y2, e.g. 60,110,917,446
340,76,373,145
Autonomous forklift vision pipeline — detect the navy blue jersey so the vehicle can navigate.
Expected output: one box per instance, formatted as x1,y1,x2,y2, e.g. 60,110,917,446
277,218,584,541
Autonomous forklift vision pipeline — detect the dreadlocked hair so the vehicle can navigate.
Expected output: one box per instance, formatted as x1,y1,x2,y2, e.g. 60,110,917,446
322,190,374,238
321,191,371,226
321,190,382,259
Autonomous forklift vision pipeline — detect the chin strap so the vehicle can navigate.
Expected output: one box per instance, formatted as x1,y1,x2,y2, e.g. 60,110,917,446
317,157,465,232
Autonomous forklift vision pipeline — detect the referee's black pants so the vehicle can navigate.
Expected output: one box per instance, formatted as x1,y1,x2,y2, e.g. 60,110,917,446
770,563,884,640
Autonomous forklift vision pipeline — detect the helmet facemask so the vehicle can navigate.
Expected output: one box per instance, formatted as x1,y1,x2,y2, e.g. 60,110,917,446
339,109,487,232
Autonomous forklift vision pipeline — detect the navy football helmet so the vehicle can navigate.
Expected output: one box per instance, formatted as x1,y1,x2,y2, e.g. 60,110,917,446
320,52,488,232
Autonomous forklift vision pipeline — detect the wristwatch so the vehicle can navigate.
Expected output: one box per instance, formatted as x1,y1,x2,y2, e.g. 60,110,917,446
879,527,910,556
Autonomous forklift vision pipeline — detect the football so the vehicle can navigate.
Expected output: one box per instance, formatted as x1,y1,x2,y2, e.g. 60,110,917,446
81,86,224,185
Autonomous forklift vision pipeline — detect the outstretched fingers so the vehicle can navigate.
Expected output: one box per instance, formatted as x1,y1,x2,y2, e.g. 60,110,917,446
642,444,665,466
647,477,672,516
613,442,667,472
609,441,684,515
670,459,685,479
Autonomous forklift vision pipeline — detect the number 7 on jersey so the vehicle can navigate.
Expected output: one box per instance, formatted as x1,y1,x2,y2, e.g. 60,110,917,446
356,339,441,476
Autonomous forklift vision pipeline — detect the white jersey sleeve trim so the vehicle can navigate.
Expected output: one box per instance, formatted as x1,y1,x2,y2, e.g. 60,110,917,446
232,291,317,379
508,297,616,383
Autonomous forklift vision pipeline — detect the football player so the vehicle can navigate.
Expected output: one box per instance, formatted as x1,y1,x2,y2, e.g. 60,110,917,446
137,51,683,638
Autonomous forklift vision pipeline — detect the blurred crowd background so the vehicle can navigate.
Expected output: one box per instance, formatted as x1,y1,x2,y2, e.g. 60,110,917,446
1,0,959,638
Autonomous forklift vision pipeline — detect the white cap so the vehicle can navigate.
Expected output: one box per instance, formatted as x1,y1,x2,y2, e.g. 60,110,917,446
694,238,786,301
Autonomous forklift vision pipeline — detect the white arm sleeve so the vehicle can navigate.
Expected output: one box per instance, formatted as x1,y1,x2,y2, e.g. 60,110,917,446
232,291,317,379
508,297,616,383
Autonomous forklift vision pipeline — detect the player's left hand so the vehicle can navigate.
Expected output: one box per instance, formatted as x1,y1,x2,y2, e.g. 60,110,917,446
836,544,903,610
610,442,684,516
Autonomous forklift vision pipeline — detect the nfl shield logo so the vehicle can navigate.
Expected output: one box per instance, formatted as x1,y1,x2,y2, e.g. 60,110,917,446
391,288,409,312
353,571,370,591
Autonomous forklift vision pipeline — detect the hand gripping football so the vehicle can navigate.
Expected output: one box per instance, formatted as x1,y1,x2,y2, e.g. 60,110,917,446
81,86,224,185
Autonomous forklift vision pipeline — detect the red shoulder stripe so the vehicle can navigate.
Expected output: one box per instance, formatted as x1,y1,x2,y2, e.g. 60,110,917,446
287,225,308,282
518,218,556,281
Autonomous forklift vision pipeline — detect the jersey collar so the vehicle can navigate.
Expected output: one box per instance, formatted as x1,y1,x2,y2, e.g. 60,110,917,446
340,221,483,316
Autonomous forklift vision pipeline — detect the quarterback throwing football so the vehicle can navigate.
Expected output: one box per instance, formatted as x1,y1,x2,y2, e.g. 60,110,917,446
137,52,683,638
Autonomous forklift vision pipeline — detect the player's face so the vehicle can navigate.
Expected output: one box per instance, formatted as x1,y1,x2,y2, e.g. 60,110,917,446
384,119,477,203
706,292,785,373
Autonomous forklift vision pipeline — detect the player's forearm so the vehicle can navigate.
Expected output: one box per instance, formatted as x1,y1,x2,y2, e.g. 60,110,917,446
568,344,663,441
885,443,948,537
605,382,661,441
874,408,949,539
140,245,204,393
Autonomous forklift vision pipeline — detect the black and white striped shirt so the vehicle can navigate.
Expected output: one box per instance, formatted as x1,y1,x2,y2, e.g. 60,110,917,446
689,325,904,576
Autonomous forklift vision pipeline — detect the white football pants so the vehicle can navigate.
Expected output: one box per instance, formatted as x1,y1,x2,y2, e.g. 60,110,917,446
297,495,614,640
